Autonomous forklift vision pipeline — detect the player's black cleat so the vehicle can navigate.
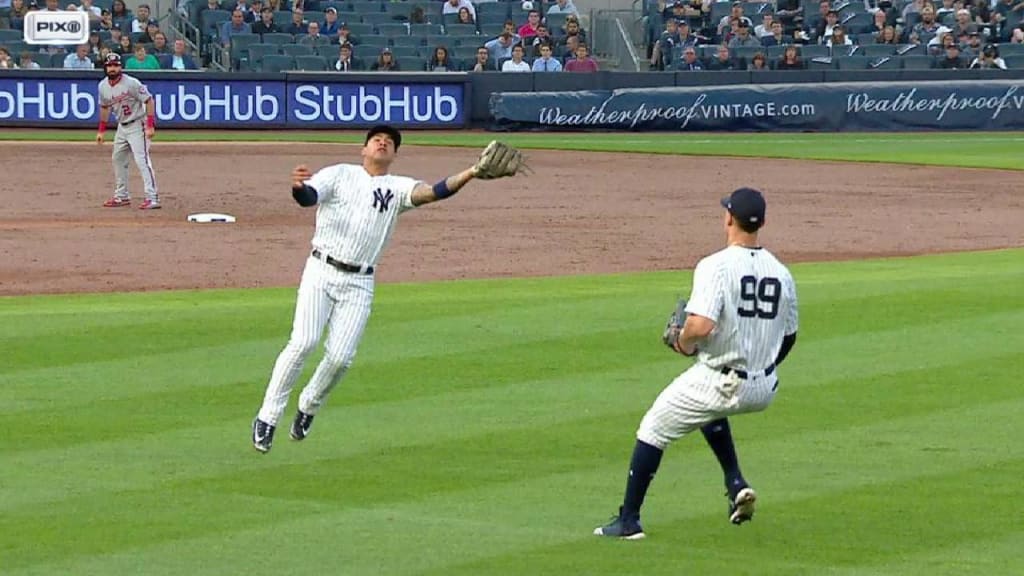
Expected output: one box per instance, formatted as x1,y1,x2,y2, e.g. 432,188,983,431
593,507,646,540
290,410,314,441
728,486,757,525
252,418,276,454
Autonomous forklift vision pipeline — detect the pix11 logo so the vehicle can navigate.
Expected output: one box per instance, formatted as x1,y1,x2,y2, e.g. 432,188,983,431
24,11,90,45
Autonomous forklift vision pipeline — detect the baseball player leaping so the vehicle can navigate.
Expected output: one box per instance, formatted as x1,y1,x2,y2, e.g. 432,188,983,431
595,187,799,540
96,52,161,210
250,126,528,454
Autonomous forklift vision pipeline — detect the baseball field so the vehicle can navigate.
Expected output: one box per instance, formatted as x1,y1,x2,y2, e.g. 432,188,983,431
1,131,1022,575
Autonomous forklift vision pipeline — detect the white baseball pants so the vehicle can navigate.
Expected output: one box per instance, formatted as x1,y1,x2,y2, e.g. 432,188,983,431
111,120,159,203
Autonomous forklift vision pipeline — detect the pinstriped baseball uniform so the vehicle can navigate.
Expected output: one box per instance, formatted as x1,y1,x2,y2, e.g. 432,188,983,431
97,73,159,204
256,164,420,426
637,245,798,449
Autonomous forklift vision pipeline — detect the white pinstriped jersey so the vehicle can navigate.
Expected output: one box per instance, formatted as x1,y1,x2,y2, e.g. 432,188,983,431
97,74,150,124
304,164,420,267
685,245,798,372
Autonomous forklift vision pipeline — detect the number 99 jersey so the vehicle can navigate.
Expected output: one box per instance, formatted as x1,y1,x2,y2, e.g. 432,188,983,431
685,245,798,372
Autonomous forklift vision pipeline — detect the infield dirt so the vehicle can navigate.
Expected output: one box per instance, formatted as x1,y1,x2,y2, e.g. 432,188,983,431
1,142,1021,295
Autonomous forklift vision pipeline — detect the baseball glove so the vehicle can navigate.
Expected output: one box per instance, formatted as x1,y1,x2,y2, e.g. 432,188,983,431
662,298,690,353
473,140,530,179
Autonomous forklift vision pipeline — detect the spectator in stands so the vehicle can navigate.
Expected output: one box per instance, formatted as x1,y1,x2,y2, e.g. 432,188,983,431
109,0,128,27
496,19,521,44
546,0,579,17
265,0,281,11
228,0,254,23
559,32,580,60
10,0,29,31
470,46,492,71
131,3,152,34
300,20,325,43
161,38,199,69
63,43,95,68
43,0,58,11
774,0,803,35
457,6,474,24
152,32,170,54
501,43,531,71
676,45,703,69
930,30,954,55
969,0,993,29
728,20,760,48
252,7,280,35
114,32,132,55
936,0,956,18
902,0,925,23
719,2,752,37
529,24,554,57
334,22,358,45
78,0,100,20
754,12,775,38
816,9,839,43
951,8,978,37
677,20,699,47
321,6,339,36
285,8,308,35
937,40,966,67
1013,24,1024,43
532,43,563,70
86,31,104,60
221,9,251,46
248,0,266,23
518,10,541,40
877,24,899,43
485,32,516,60
827,24,852,46
409,5,426,24
748,51,768,69
19,51,40,68
564,42,598,71
428,44,456,71
776,44,804,68
867,9,887,35
332,42,360,70
762,21,786,45
560,16,587,45
125,42,160,68
443,0,475,22
970,42,1007,67
962,30,983,56
197,0,223,26
706,43,740,69
0,48,15,69
651,18,681,70
370,47,399,70
913,5,946,43
98,8,114,31
136,21,159,44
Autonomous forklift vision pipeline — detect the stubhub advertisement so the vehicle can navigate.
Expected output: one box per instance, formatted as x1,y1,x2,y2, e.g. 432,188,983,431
0,76,466,127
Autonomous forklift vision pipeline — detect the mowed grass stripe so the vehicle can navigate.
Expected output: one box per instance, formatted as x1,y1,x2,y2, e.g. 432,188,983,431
5,398,1021,575
2,131,1023,170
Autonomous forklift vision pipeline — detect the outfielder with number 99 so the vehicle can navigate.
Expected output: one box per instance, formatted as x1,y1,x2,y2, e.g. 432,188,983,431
251,125,528,454
96,52,161,210
595,187,799,540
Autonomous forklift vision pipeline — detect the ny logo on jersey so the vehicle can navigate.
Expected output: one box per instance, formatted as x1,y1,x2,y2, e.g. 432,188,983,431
372,188,394,213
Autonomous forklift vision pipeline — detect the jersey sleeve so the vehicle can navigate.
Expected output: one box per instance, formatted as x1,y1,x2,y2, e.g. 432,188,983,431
784,275,799,335
97,82,110,107
131,78,152,104
305,165,340,204
685,257,724,322
394,176,421,213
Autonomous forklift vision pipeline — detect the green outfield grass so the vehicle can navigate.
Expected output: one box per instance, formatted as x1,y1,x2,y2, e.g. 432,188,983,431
2,249,1023,576
3,130,1023,170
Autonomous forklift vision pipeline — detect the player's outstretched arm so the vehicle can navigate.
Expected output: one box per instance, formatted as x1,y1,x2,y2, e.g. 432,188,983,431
409,167,477,207
675,314,715,356
409,140,529,207
291,164,317,206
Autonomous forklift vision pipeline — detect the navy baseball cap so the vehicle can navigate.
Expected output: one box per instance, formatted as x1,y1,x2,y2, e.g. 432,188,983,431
365,125,402,150
720,187,766,227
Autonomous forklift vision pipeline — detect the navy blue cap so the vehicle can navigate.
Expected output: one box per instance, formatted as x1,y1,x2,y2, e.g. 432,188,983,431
365,125,401,150
720,187,766,228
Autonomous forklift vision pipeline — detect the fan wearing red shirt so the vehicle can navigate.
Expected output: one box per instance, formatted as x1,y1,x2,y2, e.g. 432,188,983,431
564,43,599,72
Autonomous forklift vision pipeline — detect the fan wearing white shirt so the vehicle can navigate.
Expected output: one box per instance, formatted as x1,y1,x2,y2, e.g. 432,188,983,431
501,44,531,71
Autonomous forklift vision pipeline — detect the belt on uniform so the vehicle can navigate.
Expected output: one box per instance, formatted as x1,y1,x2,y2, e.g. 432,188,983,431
311,249,373,275
121,118,139,126
720,363,776,380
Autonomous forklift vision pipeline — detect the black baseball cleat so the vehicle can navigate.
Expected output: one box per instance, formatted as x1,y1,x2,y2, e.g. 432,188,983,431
728,486,757,525
252,418,276,454
289,410,314,441
593,507,646,540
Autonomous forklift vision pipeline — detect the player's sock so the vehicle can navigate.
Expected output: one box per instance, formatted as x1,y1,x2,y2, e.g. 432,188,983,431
621,440,664,518
701,418,746,495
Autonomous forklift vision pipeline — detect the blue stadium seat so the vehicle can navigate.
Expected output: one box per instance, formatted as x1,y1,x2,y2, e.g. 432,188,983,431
345,23,375,35
410,23,443,36
866,55,900,69
281,43,315,56
0,29,23,43
806,56,836,69
397,55,425,70
389,45,422,58
445,23,477,36
246,43,279,70
386,3,413,21
359,35,391,48
361,13,394,25
836,55,871,69
294,54,329,70
261,53,295,71
376,22,408,35
900,55,934,69
261,32,295,45
860,44,896,57
1004,55,1024,69
392,35,424,47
